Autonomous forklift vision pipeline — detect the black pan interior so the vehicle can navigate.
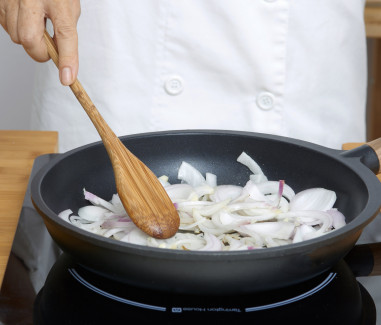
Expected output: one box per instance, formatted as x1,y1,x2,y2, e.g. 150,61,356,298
41,131,369,223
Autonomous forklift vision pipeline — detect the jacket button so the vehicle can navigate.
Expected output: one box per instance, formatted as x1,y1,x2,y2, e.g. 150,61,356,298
256,92,275,110
164,76,184,95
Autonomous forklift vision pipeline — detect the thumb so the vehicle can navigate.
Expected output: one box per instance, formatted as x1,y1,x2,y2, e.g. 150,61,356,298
53,22,78,86
48,0,80,86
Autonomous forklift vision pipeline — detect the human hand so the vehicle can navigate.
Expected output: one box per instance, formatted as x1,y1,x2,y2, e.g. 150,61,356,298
0,0,81,86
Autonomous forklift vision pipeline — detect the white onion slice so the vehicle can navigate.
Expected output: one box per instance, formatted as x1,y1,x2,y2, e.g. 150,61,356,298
256,181,295,201
58,209,73,222
178,161,206,187
240,222,295,240
209,185,242,202
199,233,223,251
237,151,265,176
327,208,346,229
165,184,194,201
120,228,148,245
78,206,109,222
289,188,336,211
206,173,217,187
250,174,268,184
83,189,117,213
238,180,268,202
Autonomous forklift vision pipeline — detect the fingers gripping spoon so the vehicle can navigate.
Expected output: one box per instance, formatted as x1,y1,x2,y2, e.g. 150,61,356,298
43,31,179,239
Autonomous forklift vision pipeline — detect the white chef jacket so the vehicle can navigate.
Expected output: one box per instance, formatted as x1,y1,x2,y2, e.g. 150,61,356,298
22,0,381,315
30,0,367,153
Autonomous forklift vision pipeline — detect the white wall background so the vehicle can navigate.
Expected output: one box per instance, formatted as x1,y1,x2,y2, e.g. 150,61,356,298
0,29,36,130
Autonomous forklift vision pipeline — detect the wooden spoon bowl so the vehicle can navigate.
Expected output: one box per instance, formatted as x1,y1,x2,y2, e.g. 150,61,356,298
43,31,179,239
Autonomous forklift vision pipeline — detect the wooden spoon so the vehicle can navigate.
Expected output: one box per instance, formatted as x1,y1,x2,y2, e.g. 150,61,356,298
43,30,179,239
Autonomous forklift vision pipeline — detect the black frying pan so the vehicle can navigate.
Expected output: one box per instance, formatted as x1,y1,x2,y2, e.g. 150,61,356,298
31,130,381,294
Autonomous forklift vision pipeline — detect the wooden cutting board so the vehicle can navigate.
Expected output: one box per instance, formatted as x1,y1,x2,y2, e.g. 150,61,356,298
0,130,58,288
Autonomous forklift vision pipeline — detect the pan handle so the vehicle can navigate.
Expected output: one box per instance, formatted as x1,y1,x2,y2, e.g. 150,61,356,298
368,138,381,174
344,243,381,277
341,138,381,174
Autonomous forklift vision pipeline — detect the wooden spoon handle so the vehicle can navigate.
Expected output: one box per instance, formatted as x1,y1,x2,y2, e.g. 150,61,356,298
43,30,118,148
43,30,180,239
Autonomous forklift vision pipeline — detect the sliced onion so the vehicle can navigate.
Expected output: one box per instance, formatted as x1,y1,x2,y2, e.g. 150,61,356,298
209,185,242,202
256,181,295,202
194,184,215,198
238,222,295,240
178,161,206,187
158,175,170,187
83,189,116,213
327,208,346,229
206,173,217,187
199,233,223,251
101,219,133,229
293,224,317,243
289,188,336,211
237,151,265,176
103,228,128,238
58,209,73,222
236,180,268,202
109,194,128,216
120,228,148,245
78,206,109,222
59,151,346,251
250,173,268,184
165,184,194,201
